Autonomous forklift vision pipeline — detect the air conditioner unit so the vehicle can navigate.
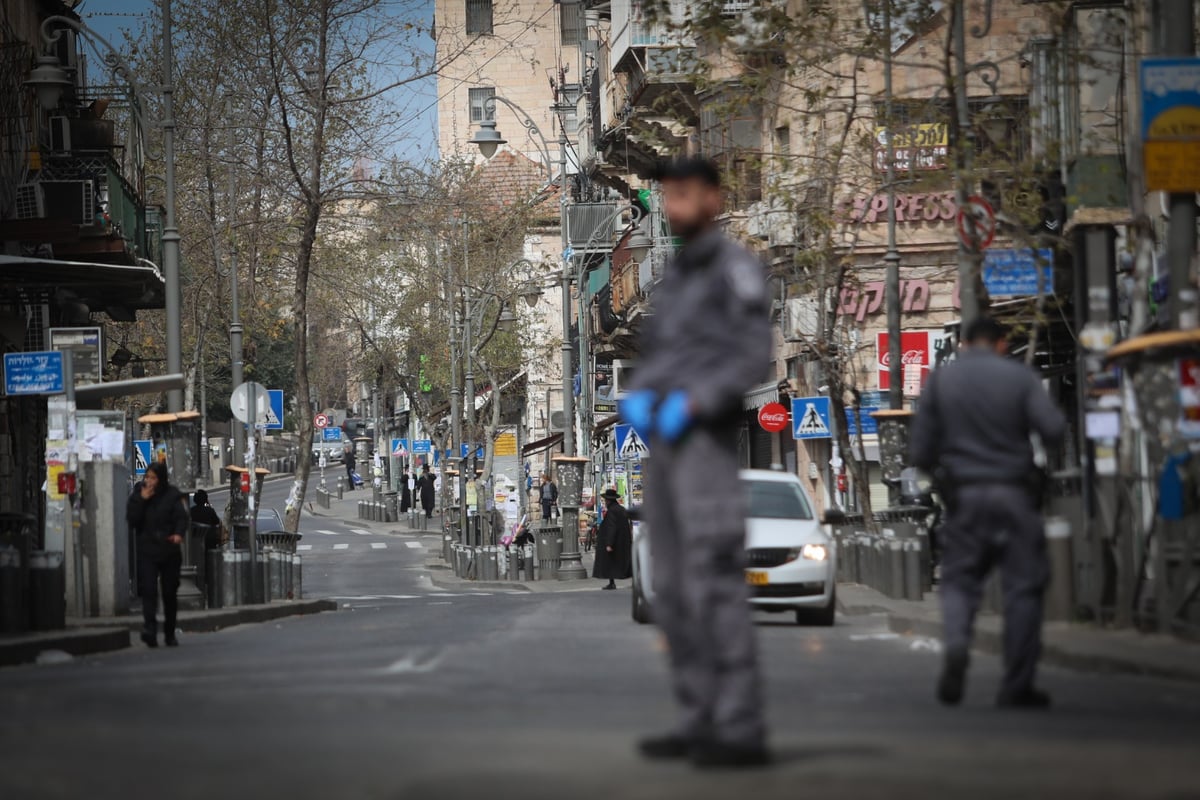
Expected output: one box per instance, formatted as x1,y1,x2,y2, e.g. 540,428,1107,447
611,359,636,397
49,116,71,152
549,410,568,432
13,184,44,219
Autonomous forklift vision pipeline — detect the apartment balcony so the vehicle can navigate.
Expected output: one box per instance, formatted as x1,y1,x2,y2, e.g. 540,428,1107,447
0,148,158,268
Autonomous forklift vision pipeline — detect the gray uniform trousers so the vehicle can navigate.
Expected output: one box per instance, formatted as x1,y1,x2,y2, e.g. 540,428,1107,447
940,484,1049,696
644,427,765,747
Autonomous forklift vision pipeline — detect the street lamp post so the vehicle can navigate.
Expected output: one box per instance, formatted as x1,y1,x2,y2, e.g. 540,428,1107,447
470,93,589,578
32,3,184,412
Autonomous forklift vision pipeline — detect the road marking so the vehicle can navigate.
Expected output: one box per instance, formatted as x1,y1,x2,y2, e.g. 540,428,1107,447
370,542,387,550
404,541,423,549
350,528,372,536
849,633,901,642
910,637,942,652
297,545,313,551
428,602,453,605
380,653,443,674
328,595,421,600
333,543,349,550
316,529,341,536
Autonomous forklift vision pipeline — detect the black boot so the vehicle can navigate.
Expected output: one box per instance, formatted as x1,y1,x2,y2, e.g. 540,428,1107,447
602,580,616,590
997,687,1051,709
637,733,694,760
690,740,772,769
140,626,158,648
937,648,969,706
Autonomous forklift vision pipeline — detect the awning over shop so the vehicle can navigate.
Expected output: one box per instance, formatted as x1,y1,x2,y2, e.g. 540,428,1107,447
0,255,165,317
522,431,563,457
742,381,780,411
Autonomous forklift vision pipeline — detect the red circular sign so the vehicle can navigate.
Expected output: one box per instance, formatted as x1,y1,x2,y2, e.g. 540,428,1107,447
956,195,996,250
758,402,790,433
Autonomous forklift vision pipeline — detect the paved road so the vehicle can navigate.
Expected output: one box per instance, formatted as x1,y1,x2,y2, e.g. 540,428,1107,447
3,485,1200,799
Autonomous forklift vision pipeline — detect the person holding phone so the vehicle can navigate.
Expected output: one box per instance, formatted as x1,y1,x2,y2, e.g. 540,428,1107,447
126,461,190,648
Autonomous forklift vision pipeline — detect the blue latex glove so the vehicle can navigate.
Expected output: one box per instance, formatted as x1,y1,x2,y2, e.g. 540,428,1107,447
656,390,693,443
619,390,657,443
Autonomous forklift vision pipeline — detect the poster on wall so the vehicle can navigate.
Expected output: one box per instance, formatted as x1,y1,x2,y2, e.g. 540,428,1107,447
1180,358,1200,439
876,330,951,395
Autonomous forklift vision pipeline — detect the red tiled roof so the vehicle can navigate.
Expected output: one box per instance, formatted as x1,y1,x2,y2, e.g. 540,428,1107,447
474,150,560,224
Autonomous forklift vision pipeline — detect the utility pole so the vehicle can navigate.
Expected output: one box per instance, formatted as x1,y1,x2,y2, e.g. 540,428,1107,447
559,104,574,458
882,0,903,409
161,0,183,412
952,0,981,330
1162,0,1197,329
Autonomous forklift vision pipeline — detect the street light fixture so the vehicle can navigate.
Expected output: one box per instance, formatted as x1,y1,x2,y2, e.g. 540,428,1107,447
498,306,518,330
468,118,508,160
24,55,71,111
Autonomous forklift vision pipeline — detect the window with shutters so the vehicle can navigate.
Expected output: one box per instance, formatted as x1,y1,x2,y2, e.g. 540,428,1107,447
560,1,587,46
469,87,495,123
466,0,493,35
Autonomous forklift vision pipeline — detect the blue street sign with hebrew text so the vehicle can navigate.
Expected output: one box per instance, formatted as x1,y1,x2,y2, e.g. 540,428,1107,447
4,351,64,395
412,439,432,454
322,427,342,442
983,248,1054,297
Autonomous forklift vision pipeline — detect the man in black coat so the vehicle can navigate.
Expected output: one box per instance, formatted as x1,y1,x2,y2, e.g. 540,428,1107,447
416,464,437,518
592,489,633,590
126,461,190,648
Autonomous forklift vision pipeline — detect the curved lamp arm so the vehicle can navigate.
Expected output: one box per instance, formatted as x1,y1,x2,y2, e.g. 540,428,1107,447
482,96,554,183
39,16,156,124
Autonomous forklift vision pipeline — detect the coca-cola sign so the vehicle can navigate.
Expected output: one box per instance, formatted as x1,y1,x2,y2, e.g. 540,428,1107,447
876,330,950,394
758,402,790,433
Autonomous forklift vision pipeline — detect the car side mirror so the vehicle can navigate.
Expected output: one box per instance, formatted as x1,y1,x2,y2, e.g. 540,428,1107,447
821,508,847,526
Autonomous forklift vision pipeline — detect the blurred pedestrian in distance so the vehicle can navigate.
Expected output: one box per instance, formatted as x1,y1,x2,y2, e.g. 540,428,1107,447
344,445,356,490
399,471,412,513
539,472,558,520
416,464,437,519
592,489,632,590
190,489,223,549
910,316,1066,709
620,156,772,768
127,461,189,648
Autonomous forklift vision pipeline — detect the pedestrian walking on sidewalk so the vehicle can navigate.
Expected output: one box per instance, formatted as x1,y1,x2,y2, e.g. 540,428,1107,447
126,461,190,648
417,464,436,519
592,489,632,589
345,446,357,490
910,316,1066,709
620,156,772,769
190,489,223,549
539,472,558,520
399,471,412,513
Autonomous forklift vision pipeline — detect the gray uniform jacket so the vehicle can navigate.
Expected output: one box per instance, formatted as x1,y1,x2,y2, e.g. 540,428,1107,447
909,348,1066,485
627,227,772,424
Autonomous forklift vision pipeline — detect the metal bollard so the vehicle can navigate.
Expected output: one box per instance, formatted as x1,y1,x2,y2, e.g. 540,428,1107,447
903,540,923,601
443,534,452,562
337,477,344,500
508,547,519,581
487,546,500,580
1045,516,1074,622
292,553,302,599
888,539,905,600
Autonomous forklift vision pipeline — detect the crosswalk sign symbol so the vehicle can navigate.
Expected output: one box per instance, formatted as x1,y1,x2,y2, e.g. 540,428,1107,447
392,438,408,457
133,440,152,476
791,397,832,440
615,423,649,459
263,389,284,430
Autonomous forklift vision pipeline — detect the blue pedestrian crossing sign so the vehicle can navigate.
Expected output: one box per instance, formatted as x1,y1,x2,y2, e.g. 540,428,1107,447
392,438,408,457
792,397,832,440
614,423,649,459
264,389,284,430
133,440,152,476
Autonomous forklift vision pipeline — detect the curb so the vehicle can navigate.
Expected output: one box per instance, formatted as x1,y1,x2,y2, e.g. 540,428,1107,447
69,598,339,635
0,627,130,668
428,572,531,592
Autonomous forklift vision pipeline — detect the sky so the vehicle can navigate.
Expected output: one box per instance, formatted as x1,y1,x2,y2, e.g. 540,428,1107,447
75,0,440,163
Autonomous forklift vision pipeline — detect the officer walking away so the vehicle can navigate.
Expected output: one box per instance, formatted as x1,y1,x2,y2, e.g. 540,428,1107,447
620,156,772,768
909,316,1066,709
592,488,632,590
126,461,190,648
539,472,558,520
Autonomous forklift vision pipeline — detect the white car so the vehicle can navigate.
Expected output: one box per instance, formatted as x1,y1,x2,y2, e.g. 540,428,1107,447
631,469,837,626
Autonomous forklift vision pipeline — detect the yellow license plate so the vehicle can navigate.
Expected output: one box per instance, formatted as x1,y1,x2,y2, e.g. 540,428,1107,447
745,570,769,586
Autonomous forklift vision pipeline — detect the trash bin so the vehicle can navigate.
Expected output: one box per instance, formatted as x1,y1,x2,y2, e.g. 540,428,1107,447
191,523,218,594
28,551,66,631
255,531,302,554
536,524,562,580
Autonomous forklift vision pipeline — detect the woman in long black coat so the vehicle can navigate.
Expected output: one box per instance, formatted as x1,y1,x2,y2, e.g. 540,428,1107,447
417,465,437,518
399,472,412,513
126,461,190,648
593,489,633,589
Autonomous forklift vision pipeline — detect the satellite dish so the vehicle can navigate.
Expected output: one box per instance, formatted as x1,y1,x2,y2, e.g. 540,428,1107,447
230,381,270,425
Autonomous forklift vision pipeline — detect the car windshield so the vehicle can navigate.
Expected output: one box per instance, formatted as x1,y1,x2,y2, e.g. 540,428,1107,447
743,479,814,520
256,512,284,531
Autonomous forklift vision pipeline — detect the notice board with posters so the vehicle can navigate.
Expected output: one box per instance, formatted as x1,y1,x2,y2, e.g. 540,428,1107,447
1142,57,1200,192
49,327,103,387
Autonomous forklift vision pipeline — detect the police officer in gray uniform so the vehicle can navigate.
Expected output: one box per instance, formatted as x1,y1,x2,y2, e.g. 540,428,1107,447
620,157,772,768
910,317,1066,709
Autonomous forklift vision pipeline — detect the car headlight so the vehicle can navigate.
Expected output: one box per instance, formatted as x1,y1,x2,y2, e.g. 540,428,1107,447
800,543,828,561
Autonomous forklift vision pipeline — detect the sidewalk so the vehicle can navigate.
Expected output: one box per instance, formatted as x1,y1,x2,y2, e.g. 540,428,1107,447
838,583,1200,684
